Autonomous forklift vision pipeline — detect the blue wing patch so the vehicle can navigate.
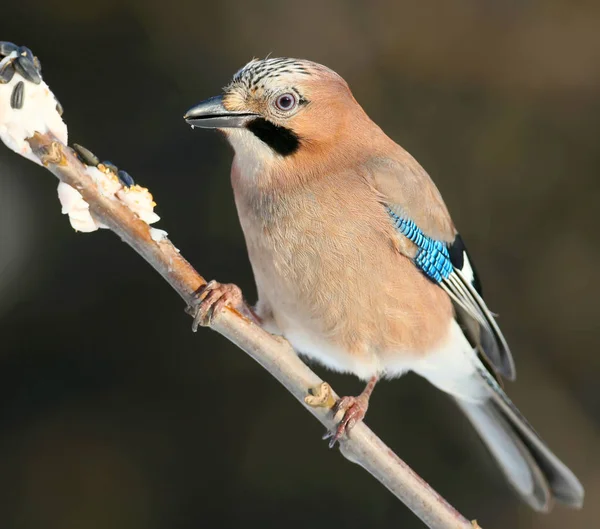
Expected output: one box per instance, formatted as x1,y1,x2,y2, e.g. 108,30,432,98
387,208,453,282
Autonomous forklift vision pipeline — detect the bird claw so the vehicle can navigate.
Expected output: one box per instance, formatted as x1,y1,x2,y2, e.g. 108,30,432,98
322,429,335,441
186,280,245,330
324,395,369,448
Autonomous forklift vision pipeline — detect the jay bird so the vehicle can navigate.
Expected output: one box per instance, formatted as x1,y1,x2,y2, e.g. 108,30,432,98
184,58,584,512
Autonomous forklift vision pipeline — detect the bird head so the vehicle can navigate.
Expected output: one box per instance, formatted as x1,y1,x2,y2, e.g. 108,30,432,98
184,58,373,168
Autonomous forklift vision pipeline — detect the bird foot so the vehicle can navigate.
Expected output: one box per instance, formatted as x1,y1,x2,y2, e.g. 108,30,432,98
323,394,369,448
187,280,246,330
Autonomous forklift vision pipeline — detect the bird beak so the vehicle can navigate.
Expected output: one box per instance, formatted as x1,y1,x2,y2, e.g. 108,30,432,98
184,95,257,129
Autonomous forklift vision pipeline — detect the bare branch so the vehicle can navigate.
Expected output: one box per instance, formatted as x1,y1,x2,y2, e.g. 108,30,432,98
21,131,476,529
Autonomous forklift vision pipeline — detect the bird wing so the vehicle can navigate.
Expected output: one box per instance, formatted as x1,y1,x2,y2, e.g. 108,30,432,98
363,154,516,380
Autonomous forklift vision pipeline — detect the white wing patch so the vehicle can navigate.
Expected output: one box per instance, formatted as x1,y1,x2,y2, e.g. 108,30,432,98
459,250,476,286
443,238,516,380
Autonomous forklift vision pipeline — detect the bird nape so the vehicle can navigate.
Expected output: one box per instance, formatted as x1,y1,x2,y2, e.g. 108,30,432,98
184,56,584,513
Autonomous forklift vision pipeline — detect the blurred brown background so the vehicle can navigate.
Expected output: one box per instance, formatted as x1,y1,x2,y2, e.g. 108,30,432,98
0,1,599,528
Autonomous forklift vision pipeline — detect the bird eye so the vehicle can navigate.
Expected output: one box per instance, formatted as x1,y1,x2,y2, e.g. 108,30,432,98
275,92,297,112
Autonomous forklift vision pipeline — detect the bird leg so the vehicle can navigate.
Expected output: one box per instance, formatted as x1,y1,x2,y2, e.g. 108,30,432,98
324,376,378,448
186,280,261,330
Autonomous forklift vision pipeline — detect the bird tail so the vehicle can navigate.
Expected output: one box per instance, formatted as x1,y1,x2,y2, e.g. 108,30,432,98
454,368,584,512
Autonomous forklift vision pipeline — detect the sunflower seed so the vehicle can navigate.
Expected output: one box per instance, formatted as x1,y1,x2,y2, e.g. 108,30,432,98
72,144,100,166
0,62,15,84
33,55,42,74
18,46,35,62
10,81,24,110
56,99,64,116
14,56,41,84
101,161,119,174
117,170,135,187
0,41,18,57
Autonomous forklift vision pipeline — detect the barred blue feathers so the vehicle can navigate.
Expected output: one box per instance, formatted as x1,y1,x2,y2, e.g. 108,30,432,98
387,208,453,282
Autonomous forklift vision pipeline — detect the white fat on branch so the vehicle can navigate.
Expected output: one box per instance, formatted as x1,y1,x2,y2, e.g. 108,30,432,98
0,44,163,235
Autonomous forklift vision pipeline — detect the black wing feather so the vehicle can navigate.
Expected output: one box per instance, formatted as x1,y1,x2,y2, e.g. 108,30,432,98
442,236,516,380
